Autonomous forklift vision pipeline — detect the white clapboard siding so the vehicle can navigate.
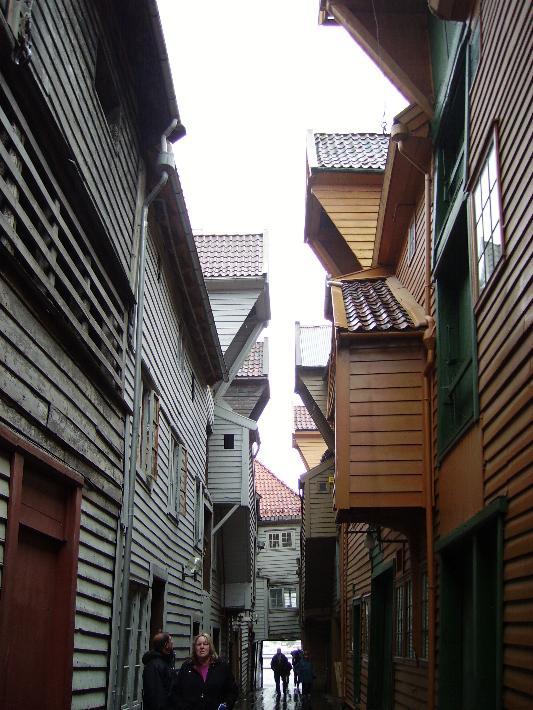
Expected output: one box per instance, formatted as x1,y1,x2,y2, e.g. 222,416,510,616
208,290,261,352
257,523,301,641
72,491,119,709
254,577,269,641
208,418,245,504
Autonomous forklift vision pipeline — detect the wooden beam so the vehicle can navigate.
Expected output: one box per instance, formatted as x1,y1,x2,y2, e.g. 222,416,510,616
330,2,434,118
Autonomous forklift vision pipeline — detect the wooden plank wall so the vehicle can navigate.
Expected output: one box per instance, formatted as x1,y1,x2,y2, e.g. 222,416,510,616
296,434,328,470
347,341,425,508
73,492,119,709
342,524,428,709
257,522,301,640
0,451,10,593
30,0,140,276
208,290,260,352
305,467,336,539
468,0,533,704
208,417,244,503
126,228,214,664
300,370,329,418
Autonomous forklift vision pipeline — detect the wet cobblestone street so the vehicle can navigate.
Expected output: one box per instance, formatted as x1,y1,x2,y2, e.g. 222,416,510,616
234,685,343,710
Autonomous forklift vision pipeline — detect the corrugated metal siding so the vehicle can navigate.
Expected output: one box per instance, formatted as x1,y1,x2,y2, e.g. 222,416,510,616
468,1,533,704
299,325,332,367
72,492,119,709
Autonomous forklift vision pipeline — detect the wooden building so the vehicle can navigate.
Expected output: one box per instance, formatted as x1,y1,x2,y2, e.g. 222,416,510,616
196,233,270,697
300,1,533,708
0,2,217,708
255,461,302,645
293,404,328,471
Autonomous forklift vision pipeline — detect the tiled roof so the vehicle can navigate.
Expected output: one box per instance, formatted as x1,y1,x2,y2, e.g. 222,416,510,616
314,133,389,170
194,233,264,278
293,405,318,431
341,279,419,332
237,342,265,378
297,324,331,367
255,461,301,521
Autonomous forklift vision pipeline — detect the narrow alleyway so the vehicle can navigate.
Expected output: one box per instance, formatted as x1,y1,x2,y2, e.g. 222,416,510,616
235,686,343,710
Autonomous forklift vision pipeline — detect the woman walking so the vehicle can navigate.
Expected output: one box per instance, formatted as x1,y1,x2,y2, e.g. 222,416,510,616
175,633,239,710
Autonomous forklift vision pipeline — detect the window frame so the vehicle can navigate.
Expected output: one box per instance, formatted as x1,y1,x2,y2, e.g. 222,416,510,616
194,477,204,550
269,585,298,610
138,379,160,484
469,125,505,300
167,433,187,520
394,576,415,660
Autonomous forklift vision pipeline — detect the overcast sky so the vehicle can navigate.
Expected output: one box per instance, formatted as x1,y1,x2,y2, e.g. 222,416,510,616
157,0,407,489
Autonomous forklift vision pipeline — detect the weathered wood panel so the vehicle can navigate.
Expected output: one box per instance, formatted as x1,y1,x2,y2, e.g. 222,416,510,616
30,0,140,276
208,417,244,504
208,290,260,352
467,1,533,705
72,492,119,709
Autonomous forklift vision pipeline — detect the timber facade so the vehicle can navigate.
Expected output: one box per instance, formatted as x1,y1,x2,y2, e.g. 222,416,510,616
298,1,532,708
0,3,269,709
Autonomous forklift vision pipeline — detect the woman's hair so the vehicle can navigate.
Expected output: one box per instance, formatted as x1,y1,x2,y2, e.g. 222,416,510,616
191,632,218,662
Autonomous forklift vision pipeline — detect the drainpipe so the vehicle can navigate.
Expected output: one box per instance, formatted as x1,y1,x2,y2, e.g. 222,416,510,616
113,118,177,709
395,133,436,710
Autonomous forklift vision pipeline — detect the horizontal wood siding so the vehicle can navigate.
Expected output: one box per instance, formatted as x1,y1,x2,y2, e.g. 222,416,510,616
295,434,328,471
257,523,301,640
304,466,336,539
208,418,244,504
346,341,425,509
208,290,259,352
313,184,382,268
125,227,215,668
254,577,269,642
72,492,119,709
468,0,533,704
300,371,329,418
31,0,140,276
0,450,9,592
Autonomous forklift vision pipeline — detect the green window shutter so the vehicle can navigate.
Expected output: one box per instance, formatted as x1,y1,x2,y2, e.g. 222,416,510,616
436,206,477,456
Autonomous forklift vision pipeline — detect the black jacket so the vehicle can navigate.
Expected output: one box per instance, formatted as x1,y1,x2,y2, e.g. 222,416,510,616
270,653,291,676
175,657,239,710
142,650,176,710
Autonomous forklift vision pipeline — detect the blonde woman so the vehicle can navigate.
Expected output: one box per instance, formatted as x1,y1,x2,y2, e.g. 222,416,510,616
175,632,238,710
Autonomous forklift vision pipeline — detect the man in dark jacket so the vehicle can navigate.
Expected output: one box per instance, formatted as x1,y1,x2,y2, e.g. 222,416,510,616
270,648,291,695
142,632,176,710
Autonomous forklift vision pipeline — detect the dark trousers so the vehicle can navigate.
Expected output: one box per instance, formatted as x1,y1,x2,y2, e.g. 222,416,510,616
302,681,313,695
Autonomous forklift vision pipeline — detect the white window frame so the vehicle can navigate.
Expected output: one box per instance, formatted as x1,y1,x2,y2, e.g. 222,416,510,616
269,586,298,610
471,133,504,294
194,478,204,549
139,382,160,483
268,531,280,549
122,584,149,709
281,531,294,548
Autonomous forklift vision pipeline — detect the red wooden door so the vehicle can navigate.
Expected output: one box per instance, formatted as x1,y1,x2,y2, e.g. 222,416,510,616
0,448,82,710
5,527,62,709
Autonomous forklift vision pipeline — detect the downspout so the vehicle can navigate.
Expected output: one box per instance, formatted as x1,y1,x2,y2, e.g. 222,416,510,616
113,119,177,709
397,140,436,710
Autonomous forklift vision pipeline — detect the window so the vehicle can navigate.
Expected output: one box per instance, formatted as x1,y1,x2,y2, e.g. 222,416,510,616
395,578,414,659
268,532,280,548
139,382,160,482
407,219,416,264
268,530,294,549
121,584,148,708
436,207,477,456
472,139,503,292
281,531,294,548
421,570,429,659
194,478,204,548
269,586,297,609
168,435,187,518
224,434,235,450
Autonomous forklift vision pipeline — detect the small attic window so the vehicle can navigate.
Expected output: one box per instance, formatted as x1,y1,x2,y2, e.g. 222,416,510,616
224,434,235,450
95,41,122,143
